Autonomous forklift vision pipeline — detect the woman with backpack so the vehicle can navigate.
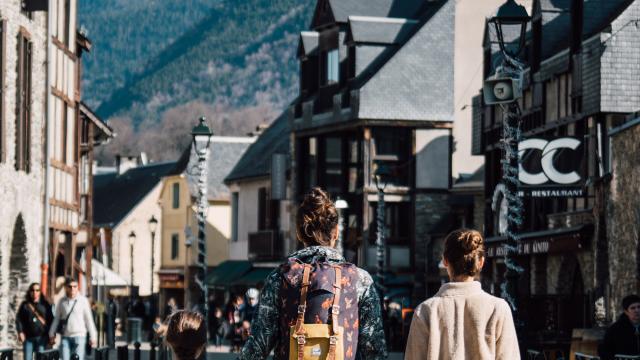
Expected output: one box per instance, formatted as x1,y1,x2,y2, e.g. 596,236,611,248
16,282,54,360
404,229,520,360
239,187,387,360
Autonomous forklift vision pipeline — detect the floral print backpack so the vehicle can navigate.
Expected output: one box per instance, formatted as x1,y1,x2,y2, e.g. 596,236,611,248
277,259,360,360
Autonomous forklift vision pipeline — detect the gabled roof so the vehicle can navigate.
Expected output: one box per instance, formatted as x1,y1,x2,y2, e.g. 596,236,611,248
93,161,178,228
328,0,425,23
225,111,291,183
183,137,254,201
354,0,455,122
346,16,417,45
297,31,319,59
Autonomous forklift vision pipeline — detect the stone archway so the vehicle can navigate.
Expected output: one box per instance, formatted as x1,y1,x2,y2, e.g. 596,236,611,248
5,214,31,345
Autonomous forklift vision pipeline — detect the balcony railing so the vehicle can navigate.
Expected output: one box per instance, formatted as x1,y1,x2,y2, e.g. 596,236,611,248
249,230,283,261
547,209,594,229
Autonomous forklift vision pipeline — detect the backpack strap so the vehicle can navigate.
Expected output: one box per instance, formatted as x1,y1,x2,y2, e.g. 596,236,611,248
327,265,342,360
295,264,312,360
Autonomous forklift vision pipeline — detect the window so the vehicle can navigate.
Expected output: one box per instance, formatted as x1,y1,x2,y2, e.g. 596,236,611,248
171,234,179,260
16,30,32,172
369,202,411,246
324,137,342,194
326,49,339,84
172,183,180,209
231,192,239,242
372,128,412,187
303,137,318,191
64,0,71,47
0,20,5,162
258,187,268,231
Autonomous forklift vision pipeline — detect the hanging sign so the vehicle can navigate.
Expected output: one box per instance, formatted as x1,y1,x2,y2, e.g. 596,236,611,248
518,137,586,197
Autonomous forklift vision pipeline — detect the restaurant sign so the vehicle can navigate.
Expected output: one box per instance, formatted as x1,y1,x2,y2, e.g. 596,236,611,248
485,225,592,258
518,137,586,198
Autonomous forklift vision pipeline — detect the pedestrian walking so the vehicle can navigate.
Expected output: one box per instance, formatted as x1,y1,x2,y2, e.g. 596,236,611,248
165,310,207,360
598,294,640,360
239,187,387,360
164,297,178,320
16,282,54,360
243,288,259,323
404,229,519,360
211,307,226,348
48,277,98,360
106,294,118,348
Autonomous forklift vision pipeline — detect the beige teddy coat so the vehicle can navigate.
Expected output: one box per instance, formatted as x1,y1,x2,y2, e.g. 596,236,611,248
404,281,520,360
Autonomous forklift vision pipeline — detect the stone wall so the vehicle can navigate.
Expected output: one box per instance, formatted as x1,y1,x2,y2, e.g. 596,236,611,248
606,122,640,320
0,0,48,347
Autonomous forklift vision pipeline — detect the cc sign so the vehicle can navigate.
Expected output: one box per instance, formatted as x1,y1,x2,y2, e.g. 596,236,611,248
518,138,582,185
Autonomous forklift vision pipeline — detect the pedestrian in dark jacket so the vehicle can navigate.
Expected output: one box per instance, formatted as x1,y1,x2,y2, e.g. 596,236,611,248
16,282,54,360
239,187,387,360
599,294,640,360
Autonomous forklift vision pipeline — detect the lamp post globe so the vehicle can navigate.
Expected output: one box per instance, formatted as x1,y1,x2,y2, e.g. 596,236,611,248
191,117,214,155
489,0,530,59
148,215,158,234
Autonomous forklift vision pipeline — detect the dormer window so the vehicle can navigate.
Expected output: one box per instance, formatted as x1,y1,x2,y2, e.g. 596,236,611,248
326,49,339,84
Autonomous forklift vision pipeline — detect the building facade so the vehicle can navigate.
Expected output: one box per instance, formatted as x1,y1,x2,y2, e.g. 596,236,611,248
289,0,457,307
473,0,640,350
157,136,253,313
0,0,48,346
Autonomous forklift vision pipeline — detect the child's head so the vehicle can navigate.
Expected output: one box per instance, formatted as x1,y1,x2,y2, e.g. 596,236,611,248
166,310,207,360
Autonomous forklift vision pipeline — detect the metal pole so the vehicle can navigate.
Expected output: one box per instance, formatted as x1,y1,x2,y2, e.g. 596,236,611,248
150,231,155,300
194,145,209,339
130,243,134,298
500,95,525,314
376,188,386,294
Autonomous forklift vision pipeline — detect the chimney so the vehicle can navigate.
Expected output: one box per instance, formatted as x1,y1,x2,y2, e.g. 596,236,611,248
115,154,140,175
140,152,149,165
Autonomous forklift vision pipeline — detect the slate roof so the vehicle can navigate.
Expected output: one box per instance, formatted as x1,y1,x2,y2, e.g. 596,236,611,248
298,31,319,58
184,137,254,201
347,16,418,45
93,161,178,228
328,0,425,23
225,111,291,183
354,0,455,122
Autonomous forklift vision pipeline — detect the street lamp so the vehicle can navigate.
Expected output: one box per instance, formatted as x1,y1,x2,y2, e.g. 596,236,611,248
191,116,213,331
373,160,392,294
128,231,136,297
335,198,349,256
486,0,530,314
148,216,158,299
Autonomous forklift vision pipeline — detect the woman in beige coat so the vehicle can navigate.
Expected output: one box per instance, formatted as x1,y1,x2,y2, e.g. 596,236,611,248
404,229,520,360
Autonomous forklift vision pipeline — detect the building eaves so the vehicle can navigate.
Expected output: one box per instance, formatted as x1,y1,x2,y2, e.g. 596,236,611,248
347,16,417,45
225,111,291,184
298,31,320,59
328,0,425,23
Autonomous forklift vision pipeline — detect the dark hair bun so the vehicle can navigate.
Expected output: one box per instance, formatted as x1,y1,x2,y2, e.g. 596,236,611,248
443,229,485,277
296,187,338,246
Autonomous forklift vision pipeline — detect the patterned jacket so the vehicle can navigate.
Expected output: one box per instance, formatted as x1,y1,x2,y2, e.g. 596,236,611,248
239,246,387,360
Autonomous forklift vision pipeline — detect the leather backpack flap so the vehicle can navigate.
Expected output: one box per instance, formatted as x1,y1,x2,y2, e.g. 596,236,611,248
289,324,344,360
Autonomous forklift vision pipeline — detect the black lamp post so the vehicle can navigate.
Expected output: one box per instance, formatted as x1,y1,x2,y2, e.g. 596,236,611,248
373,160,392,294
191,117,213,334
148,216,158,299
128,231,136,297
487,0,530,315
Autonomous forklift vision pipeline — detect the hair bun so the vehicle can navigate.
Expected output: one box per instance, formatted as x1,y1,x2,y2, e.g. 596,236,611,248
443,229,485,277
296,187,339,246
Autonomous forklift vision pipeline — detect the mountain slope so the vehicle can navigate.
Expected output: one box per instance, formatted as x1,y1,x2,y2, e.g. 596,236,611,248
78,0,223,109
81,0,313,126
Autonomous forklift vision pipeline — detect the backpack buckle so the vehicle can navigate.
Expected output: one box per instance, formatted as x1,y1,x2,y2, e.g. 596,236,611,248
298,305,306,314
331,305,340,315
297,335,307,345
329,336,338,345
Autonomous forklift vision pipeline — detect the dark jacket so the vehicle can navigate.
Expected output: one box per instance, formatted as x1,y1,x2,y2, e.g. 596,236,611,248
239,246,387,360
599,313,640,360
15,299,53,338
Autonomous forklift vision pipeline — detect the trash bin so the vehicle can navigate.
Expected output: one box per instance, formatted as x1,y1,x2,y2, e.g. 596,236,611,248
127,317,142,343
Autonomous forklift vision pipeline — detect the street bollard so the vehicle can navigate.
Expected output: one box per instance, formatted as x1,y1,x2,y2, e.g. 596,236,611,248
117,345,128,360
133,342,141,360
150,341,157,360
35,349,60,360
94,347,110,360
0,349,13,360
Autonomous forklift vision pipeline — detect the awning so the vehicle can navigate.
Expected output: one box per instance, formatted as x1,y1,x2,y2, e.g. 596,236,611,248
91,259,128,287
235,267,275,287
206,260,252,288
485,224,594,258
